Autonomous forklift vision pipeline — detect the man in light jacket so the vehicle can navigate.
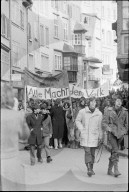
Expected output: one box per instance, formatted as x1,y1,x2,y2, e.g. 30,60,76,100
76,97,103,177
102,95,128,177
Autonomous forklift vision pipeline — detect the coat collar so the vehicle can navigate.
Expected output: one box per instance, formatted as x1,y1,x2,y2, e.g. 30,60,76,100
85,106,100,116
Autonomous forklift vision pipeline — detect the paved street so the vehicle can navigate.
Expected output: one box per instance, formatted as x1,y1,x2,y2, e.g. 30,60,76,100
13,147,128,191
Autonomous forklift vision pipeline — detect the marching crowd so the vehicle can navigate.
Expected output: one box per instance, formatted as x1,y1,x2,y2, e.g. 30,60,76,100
1,83,128,190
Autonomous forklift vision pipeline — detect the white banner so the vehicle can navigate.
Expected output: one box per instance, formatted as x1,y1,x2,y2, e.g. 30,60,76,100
27,82,109,100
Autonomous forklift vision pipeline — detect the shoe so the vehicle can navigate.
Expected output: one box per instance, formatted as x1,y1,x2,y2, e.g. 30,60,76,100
86,163,93,177
47,156,52,163
54,147,58,150
113,161,121,177
38,158,43,163
90,164,95,175
49,146,53,149
107,160,114,176
31,162,35,166
59,144,62,148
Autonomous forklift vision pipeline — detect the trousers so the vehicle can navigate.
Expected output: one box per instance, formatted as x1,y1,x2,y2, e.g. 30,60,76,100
108,132,122,162
84,147,96,164
30,145,42,163
42,136,51,157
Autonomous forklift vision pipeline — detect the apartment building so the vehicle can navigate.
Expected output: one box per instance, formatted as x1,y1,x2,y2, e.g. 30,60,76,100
30,0,82,84
115,1,129,82
79,1,118,89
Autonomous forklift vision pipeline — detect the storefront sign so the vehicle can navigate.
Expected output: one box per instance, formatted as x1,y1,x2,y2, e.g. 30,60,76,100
27,82,109,100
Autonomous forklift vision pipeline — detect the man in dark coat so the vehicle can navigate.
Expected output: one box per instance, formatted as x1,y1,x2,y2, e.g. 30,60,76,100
26,104,43,165
50,99,64,149
102,95,128,177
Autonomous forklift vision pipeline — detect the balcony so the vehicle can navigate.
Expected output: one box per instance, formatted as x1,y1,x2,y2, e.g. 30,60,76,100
22,0,33,8
74,45,85,55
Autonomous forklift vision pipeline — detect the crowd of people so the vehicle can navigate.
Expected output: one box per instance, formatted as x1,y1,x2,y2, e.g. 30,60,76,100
1,83,128,190
18,86,128,152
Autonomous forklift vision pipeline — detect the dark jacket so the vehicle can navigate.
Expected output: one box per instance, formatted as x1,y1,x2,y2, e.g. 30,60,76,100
102,107,128,139
50,105,65,139
41,114,53,137
26,113,43,145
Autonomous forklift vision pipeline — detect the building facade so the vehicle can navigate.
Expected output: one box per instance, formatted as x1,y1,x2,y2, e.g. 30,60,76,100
116,1,129,82
1,0,11,82
79,0,118,89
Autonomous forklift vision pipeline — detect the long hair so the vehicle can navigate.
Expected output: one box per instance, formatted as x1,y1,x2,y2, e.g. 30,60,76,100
1,83,14,108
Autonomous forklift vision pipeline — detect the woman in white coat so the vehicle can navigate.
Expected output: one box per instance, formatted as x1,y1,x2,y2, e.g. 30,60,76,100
76,97,103,177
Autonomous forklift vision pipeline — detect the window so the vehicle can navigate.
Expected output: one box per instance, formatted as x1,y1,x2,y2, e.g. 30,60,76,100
41,54,49,71
54,15,58,38
107,8,110,20
63,0,67,14
74,34,81,45
51,0,58,10
122,1,129,30
40,25,44,46
55,54,62,70
1,49,10,81
28,23,32,40
64,57,70,70
63,20,68,40
84,16,90,25
29,54,34,72
88,40,92,47
123,35,129,54
12,0,19,25
1,14,10,39
45,27,49,46
95,18,101,39
101,6,104,18
20,9,24,29
107,31,111,46
113,9,116,20
102,29,105,44
12,0,24,28
12,42,21,68
68,71,77,82
34,22,38,40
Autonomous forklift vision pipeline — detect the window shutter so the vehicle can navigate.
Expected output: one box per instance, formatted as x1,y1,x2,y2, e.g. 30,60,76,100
7,18,10,39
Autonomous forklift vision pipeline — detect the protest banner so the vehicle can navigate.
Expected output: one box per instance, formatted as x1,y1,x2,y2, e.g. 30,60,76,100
26,82,109,100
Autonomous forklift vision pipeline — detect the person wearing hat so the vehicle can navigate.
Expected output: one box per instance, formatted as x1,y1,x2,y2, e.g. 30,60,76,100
76,97,103,177
26,103,43,165
102,95,128,177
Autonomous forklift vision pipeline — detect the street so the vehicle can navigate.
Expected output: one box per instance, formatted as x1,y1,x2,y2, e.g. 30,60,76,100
15,147,128,191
